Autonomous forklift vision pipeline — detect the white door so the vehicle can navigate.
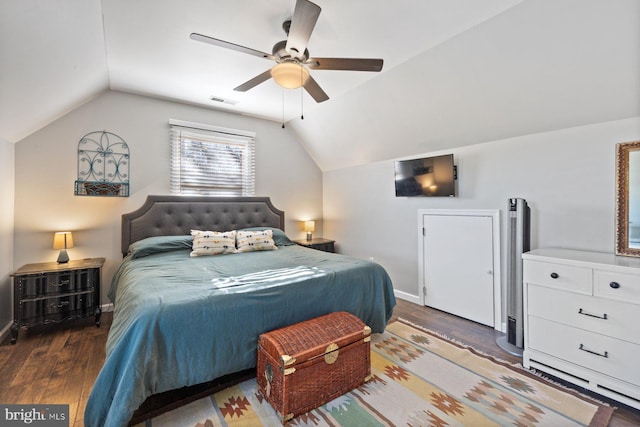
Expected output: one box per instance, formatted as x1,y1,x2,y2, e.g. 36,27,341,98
422,213,496,326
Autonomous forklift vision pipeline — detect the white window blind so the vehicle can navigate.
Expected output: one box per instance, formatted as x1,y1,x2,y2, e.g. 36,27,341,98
170,121,255,196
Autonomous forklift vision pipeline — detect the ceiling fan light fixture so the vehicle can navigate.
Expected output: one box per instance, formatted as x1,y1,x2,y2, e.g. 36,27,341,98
271,62,309,89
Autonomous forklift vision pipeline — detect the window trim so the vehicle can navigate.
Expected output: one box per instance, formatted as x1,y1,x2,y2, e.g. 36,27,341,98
169,119,256,139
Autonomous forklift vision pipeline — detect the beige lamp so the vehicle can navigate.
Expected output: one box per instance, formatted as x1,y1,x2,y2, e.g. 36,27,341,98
304,221,315,241
53,231,74,263
271,62,310,89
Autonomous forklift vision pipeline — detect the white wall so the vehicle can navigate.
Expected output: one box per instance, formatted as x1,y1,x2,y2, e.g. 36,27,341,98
324,117,640,311
0,137,15,339
292,0,640,172
13,90,323,306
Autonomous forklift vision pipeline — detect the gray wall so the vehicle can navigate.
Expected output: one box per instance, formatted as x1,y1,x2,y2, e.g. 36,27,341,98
290,0,640,172
7,87,640,337
0,137,15,340
12,90,323,308
323,117,640,323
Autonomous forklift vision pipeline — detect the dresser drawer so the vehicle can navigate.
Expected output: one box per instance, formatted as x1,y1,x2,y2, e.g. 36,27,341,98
527,285,640,344
595,270,640,305
528,316,640,386
523,260,592,294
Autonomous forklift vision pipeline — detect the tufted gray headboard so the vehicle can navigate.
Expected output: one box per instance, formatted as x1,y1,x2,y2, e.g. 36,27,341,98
121,195,285,256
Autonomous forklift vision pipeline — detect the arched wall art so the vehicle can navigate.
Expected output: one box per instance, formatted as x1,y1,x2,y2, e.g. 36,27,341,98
74,130,130,197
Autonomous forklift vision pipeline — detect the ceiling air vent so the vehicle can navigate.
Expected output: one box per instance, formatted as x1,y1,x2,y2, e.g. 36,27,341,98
210,95,238,105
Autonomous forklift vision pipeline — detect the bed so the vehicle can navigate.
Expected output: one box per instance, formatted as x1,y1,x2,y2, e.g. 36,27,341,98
84,195,396,427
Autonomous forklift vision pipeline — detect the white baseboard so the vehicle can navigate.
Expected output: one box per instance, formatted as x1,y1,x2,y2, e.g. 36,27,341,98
499,322,506,333
0,321,11,344
101,303,114,313
394,289,421,305
393,290,505,332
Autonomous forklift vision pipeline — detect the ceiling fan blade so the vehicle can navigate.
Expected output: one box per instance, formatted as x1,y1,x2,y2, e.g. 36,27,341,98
303,75,329,103
306,57,384,72
285,0,321,60
234,69,273,92
190,33,276,61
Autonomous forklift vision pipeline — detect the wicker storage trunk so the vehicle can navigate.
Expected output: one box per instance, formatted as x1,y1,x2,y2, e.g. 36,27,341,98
257,311,372,423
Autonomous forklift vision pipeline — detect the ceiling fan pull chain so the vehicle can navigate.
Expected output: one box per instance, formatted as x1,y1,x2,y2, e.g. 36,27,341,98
300,68,304,120
282,88,286,129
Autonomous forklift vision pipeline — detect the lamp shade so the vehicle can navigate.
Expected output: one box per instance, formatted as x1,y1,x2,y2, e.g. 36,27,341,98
53,232,74,250
304,221,315,233
271,62,310,89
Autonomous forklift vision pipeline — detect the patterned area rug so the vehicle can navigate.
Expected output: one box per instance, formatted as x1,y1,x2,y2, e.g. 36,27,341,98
139,319,613,426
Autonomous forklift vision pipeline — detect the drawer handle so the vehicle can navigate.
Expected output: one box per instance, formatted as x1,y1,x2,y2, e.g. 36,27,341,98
578,308,608,320
550,272,559,279
609,281,621,289
579,344,608,358
49,280,70,287
49,301,70,309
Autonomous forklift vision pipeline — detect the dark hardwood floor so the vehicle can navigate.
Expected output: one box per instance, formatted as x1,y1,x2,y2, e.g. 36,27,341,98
1,299,639,426
0,315,110,427
393,299,640,427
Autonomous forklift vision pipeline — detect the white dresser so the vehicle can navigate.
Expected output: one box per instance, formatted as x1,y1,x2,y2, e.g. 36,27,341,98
522,248,640,409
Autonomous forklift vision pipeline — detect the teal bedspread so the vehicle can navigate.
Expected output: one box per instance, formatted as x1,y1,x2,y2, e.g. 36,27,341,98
84,239,395,427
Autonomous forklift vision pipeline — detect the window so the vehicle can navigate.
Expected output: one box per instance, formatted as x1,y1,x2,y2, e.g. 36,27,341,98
170,120,255,196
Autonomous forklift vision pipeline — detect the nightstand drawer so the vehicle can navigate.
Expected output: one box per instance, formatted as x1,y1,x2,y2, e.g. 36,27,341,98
311,242,334,252
18,269,97,298
523,260,592,294
19,272,74,298
20,293,95,326
293,238,336,253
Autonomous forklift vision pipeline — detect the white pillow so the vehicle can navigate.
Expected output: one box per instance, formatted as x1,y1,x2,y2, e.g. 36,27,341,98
190,230,237,257
236,229,277,253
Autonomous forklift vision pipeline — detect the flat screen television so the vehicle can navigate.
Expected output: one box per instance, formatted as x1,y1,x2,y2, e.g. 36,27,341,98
394,154,456,197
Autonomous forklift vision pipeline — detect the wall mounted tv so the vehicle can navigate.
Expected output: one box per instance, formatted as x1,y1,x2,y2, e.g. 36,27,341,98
394,154,456,197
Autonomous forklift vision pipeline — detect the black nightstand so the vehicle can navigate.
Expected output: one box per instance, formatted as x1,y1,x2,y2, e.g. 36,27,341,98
293,238,335,253
10,257,105,344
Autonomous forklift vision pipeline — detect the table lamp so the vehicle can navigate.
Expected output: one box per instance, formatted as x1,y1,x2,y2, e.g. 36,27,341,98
53,231,74,263
304,221,315,241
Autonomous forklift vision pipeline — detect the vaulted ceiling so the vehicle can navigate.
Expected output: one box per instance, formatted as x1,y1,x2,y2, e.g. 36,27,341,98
2,0,639,171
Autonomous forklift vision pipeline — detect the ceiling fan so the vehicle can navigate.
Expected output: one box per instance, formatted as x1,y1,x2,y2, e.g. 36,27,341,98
190,0,383,103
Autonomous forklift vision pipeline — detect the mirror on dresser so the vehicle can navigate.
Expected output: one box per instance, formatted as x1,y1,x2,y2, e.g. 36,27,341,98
616,140,640,256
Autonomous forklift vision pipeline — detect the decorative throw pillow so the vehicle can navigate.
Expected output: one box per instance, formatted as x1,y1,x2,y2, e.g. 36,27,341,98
238,227,294,246
190,230,237,257
236,229,278,253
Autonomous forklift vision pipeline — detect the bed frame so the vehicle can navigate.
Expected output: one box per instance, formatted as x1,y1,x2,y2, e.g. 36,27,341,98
121,195,285,256
97,195,394,425
117,195,285,421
